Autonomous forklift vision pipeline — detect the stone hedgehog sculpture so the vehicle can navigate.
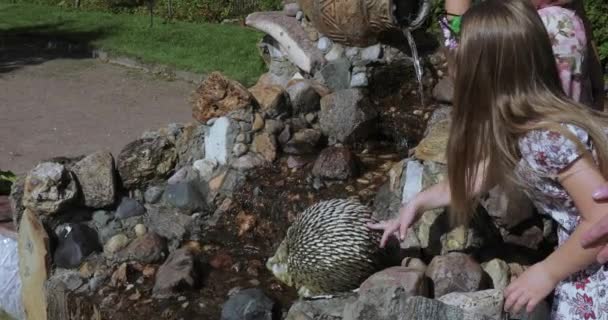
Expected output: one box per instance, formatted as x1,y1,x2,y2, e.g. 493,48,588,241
266,198,384,297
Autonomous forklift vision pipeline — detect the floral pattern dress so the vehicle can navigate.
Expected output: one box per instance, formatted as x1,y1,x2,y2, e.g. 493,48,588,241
439,5,590,104
517,124,608,320
538,6,589,104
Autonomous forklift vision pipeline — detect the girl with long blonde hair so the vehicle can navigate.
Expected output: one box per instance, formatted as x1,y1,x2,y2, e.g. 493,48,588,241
369,0,608,317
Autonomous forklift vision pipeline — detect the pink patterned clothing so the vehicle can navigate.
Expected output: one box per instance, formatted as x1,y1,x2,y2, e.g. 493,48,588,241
538,6,590,103
517,124,608,320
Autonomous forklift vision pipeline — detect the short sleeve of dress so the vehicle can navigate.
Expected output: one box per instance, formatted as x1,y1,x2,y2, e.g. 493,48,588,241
518,124,591,177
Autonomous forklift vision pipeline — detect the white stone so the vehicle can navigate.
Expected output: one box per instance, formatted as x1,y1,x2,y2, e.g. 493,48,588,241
193,159,218,181
350,73,368,87
402,160,424,204
204,117,237,166
291,72,305,80
296,11,303,21
325,44,345,61
361,44,382,61
345,47,360,59
134,224,147,237
317,37,332,53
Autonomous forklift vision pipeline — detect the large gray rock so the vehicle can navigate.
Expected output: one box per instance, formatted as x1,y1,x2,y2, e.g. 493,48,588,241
314,59,351,91
163,181,206,214
246,12,325,74
72,151,116,208
22,162,78,215
144,205,203,251
286,295,356,320
286,80,321,114
320,89,377,143
343,267,428,320
437,290,504,320
174,123,205,167
426,253,489,298
221,288,275,320
204,117,239,166
481,259,510,291
153,247,200,298
481,186,536,229
401,296,493,320
312,146,358,180
117,136,177,189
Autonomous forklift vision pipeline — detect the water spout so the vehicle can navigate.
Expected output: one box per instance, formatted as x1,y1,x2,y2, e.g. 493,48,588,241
403,28,425,106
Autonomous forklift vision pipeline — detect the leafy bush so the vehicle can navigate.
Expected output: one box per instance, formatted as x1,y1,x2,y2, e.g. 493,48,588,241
584,0,608,66
15,0,281,22
0,171,15,195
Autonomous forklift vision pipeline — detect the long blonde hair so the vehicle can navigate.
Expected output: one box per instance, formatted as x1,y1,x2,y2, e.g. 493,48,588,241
446,0,608,225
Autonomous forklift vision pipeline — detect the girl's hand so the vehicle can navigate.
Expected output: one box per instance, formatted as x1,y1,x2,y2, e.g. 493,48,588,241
367,202,419,248
504,262,559,314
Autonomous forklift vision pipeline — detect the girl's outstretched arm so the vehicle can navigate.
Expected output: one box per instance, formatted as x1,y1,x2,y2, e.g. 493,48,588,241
504,153,608,314
368,160,488,247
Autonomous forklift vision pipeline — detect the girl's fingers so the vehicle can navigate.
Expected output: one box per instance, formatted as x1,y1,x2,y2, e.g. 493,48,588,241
597,245,608,264
592,185,608,200
367,221,386,230
581,216,608,248
379,223,398,248
512,293,530,314
504,288,523,312
399,211,416,240
526,297,540,314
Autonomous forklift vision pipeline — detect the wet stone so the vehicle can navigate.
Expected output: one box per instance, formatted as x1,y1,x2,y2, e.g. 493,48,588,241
115,197,145,219
153,247,200,298
115,232,167,264
221,288,275,320
104,233,130,255
144,186,164,204
54,223,102,269
312,146,358,180
163,181,205,214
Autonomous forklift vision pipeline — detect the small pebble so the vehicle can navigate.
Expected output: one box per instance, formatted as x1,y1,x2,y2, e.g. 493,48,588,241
252,113,264,131
249,279,261,286
182,302,189,309
356,178,370,185
104,234,129,255
125,284,134,291
134,224,147,237
178,296,187,302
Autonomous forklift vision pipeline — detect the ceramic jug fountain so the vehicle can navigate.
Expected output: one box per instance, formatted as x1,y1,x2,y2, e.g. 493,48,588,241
297,0,431,47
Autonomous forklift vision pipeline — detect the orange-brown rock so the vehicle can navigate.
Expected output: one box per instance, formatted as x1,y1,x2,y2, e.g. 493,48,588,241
191,72,255,123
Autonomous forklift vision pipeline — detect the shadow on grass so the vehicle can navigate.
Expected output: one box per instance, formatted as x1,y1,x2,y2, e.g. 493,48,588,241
0,22,112,73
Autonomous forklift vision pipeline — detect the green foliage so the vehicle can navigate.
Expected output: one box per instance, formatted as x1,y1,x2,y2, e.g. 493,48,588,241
0,2,266,85
0,171,16,195
584,0,608,66
14,0,282,22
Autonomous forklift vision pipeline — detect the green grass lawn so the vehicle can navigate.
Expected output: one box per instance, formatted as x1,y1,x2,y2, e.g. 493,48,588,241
0,1,266,85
